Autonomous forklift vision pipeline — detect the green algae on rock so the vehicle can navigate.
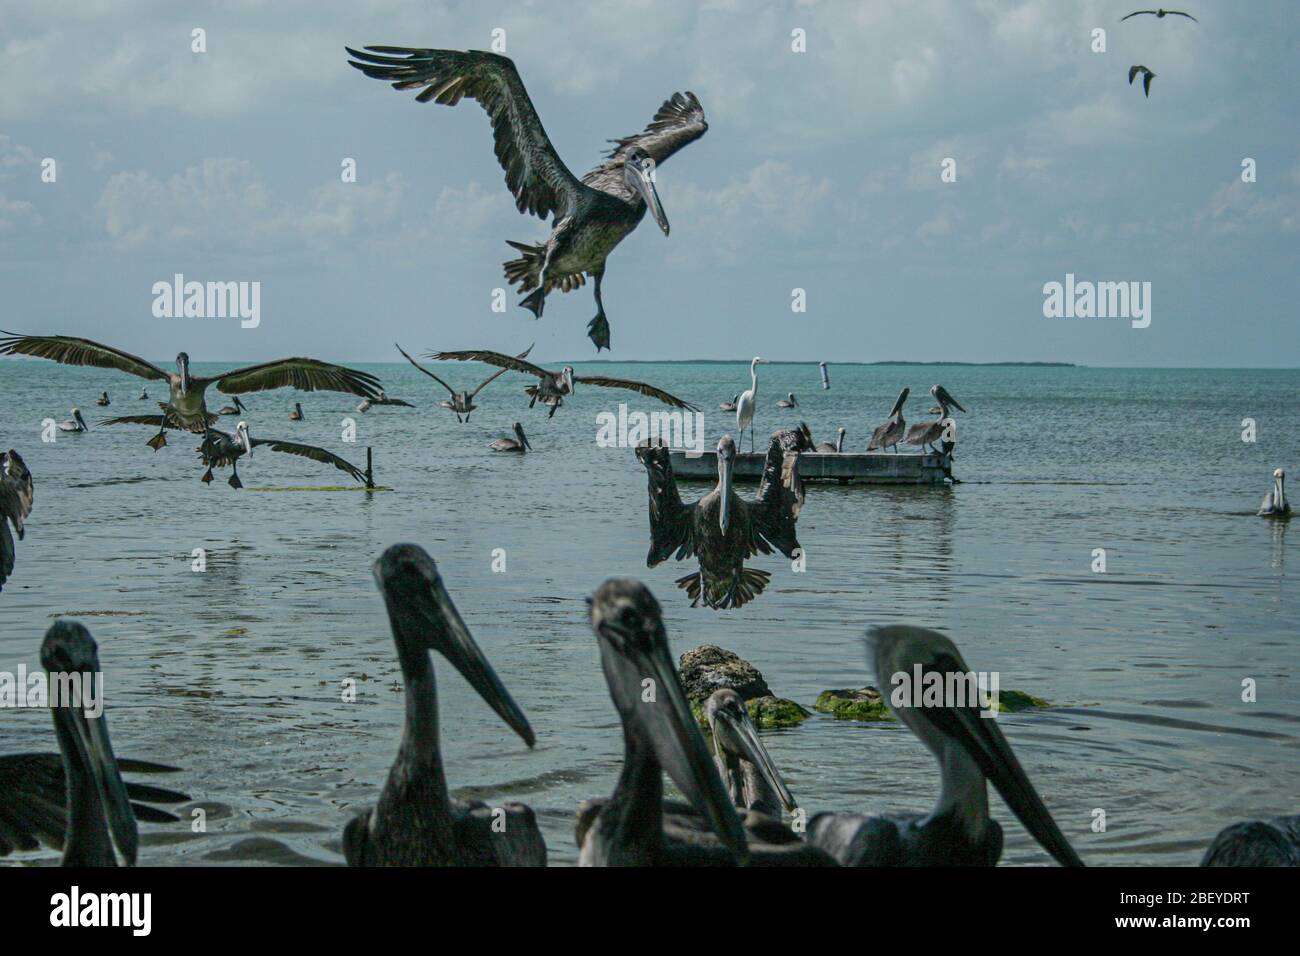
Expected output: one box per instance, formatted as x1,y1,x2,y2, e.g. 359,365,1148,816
678,644,809,729
814,686,1051,721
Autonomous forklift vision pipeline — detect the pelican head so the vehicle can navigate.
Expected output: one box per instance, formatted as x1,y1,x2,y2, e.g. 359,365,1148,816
72,407,87,430
891,387,910,417
787,392,798,405
513,422,531,451
175,352,191,395
717,434,737,533
931,384,965,414
561,366,576,395
623,147,669,236
41,620,138,865
373,544,535,747
588,579,748,862
704,688,797,814
236,420,252,458
868,624,1083,867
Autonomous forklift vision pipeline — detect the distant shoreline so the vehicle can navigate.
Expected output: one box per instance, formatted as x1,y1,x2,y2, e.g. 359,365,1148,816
554,359,1079,367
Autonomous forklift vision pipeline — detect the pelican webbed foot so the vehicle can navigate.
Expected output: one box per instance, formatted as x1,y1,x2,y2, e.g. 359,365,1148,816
147,431,167,451
200,467,214,484
587,311,611,352
520,287,546,318
228,471,243,490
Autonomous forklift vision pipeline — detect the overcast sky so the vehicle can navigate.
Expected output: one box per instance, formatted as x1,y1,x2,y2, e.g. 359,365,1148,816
1,0,1296,366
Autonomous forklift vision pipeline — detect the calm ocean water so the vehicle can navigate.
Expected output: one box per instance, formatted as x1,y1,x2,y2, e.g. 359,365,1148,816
1,360,1296,866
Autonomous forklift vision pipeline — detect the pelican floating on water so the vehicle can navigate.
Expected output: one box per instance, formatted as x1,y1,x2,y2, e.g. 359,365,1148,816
637,432,804,609
736,357,768,452
720,394,739,412
347,47,707,352
904,385,964,453
358,391,415,413
0,449,34,594
776,392,799,409
56,408,88,433
868,388,910,453
95,391,110,407
428,348,697,419
397,343,528,422
0,333,382,450
289,402,304,421
218,396,247,416
489,422,531,454
343,545,545,866
808,625,1084,867
1258,468,1290,518
1202,815,1300,866
138,388,148,400
814,427,846,453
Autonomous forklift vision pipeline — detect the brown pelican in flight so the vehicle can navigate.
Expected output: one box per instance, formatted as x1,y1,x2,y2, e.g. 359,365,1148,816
775,392,799,409
1202,815,1300,866
289,402,304,421
56,407,89,433
1257,468,1290,518
95,391,110,406
1129,65,1156,97
357,392,415,413
904,385,964,453
428,348,698,419
1,449,34,594
0,333,382,450
636,431,804,609
736,357,769,452
808,625,1084,867
0,622,188,865
344,545,545,866
346,47,707,352
396,343,530,422
868,388,910,453
719,394,739,412
814,427,846,453
1121,9,1197,21
489,422,531,454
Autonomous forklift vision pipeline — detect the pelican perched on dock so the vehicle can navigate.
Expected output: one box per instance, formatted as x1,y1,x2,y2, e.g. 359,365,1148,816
489,422,531,454
1258,468,1290,518
56,408,88,433
1202,814,1300,866
0,622,188,865
736,357,768,452
868,388,910,453
289,402,304,421
1,449,34,594
814,427,846,453
95,391,110,407
776,392,798,409
347,47,707,352
397,343,528,422
218,396,247,416
904,385,964,453
357,391,415,413
636,431,804,609
0,333,383,450
720,394,739,412
428,348,697,419
343,545,545,866
808,625,1084,867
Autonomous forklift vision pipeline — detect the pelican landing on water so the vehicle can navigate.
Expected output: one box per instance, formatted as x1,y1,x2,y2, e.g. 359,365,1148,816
397,343,529,422
807,625,1084,867
346,47,707,352
1,449,34,594
1258,468,1290,518
868,387,910,452
344,545,545,866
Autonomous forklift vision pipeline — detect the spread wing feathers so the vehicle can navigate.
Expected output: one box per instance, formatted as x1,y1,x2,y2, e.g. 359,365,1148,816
471,343,534,395
0,450,34,539
395,343,456,395
99,408,217,430
346,47,585,220
503,240,587,294
573,375,700,411
0,753,188,856
636,444,696,564
427,349,553,380
749,435,804,558
582,92,708,200
0,332,169,381
249,439,367,483
207,359,382,398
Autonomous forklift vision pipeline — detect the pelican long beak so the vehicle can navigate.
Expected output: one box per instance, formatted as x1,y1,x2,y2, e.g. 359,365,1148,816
632,163,670,236
178,355,190,396
76,410,88,431
714,706,797,813
238,423,252,458
54,693,138,865
517,426,531,451
719,453,733,534
936,387,965,414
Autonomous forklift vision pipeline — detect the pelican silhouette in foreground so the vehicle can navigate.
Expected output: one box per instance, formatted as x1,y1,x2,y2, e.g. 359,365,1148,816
0,622,188,865
343,544,545,866
637,431,804,609
720,394,739,412
808,625,1084,867
1257,468,1290,518
347,47,707,352
217,396,247,416
776,392,798,409
489,422,532,454
357,391,415,413
736,357,768,452
289,402,304,421
428,348,698,419
1129,65,1156,97
1202,814,1300,866
95,391,110,407
814,427,846,453
905,385,964,453
56,408,88,433
1121,8,1197,21
868,388,910,453
396,343,529,422
0,333,382,450
1,449,34,594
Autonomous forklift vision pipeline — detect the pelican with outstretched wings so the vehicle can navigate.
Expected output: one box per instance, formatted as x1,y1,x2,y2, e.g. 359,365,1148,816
1129,65,1157,98
396,343,530,422
1121,9,1197,21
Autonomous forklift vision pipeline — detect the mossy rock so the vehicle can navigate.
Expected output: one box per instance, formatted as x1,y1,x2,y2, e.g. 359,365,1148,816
692,694,810,732
995,689,1051,713
814,686,1051,721
678,644,771,704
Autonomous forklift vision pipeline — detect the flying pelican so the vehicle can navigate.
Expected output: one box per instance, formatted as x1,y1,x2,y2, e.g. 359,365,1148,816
1,449,34,594
289,402,304,421
56,408,89,433
358,391,415,413
489,422,532,454
0,333,383,450
719,394,739,412
808,625,1084,867
218,396,247,416
1202,815,1300,866
814,427,846,453
0,621,188,865
95,391,110,406
396,343,529,422
428,349,698,419
776,392,799,409
868,388,910,453
347,47,707,352
904,385,965,453
1258,468,1290,518
1121,9,1197,21
636,432,804,609
343,544,545,866
1129,65,1156,97
736,357,769,453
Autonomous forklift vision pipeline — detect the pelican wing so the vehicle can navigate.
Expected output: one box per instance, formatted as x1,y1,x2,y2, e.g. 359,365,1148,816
1120,11,1157,20
748,435,803,558
636,444,696,564
428,348,551,380
574,375,699,411
0,451,33,538
582,92,708,200
470,344,534,396
346,47,585,220
250,439,367,483
99,407,217,429
377,398,415,407
395,343,456,395
207,359,382,399
0,332,169,381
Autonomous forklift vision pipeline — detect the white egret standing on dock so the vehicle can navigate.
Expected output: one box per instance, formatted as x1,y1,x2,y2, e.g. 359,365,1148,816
736,357,767,453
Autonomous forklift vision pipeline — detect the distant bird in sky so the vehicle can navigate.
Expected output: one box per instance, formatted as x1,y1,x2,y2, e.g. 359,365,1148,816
1129,65,1156,97
1121,9,1197,21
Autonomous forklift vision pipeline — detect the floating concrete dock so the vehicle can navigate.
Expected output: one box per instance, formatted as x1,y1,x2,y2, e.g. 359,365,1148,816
667,449,953,485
